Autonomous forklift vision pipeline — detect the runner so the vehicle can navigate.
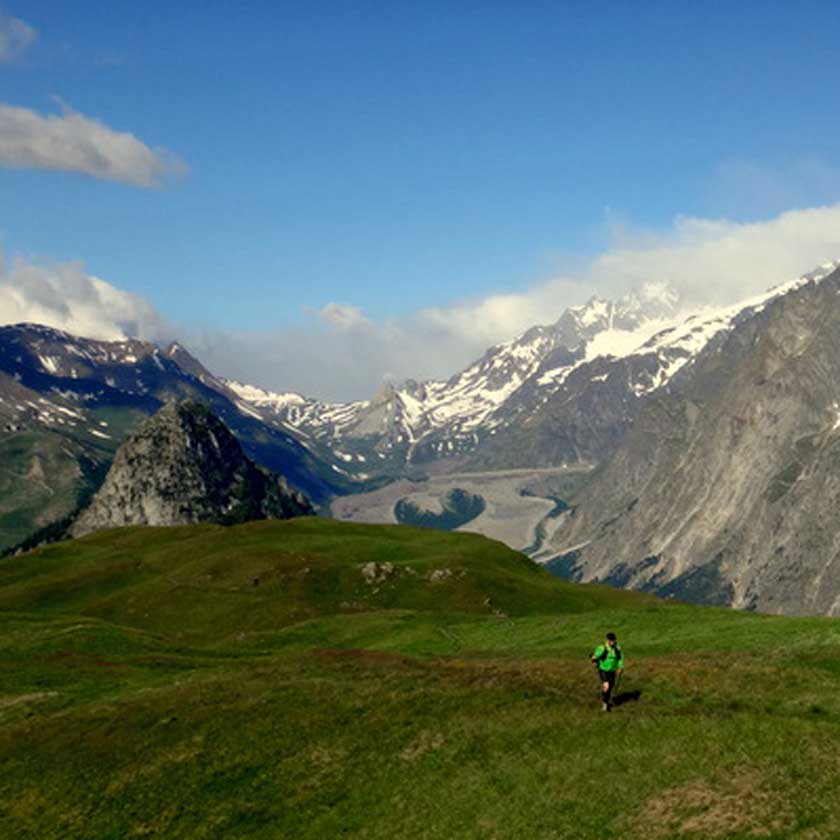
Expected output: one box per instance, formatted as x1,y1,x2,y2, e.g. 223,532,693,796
590,632,624,711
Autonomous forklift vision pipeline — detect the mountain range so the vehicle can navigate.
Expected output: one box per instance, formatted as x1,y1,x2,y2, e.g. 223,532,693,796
226,280,684,476
227,263,840,490
0,278,687,555
6,261,840,616
0,325,338,552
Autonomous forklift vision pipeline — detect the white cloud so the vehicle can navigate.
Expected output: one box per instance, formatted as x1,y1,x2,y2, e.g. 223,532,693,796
414,277,589,348
205,204,840,401
5,203,840,402
317,302,372,331
0,12,37,63
588,205,840,306
0,253,170,341
0,100,187,187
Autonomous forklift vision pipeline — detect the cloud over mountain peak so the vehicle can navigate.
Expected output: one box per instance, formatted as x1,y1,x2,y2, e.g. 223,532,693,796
0,253,169,342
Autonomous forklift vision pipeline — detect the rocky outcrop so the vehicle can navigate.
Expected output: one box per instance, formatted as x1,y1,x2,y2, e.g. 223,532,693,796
70,401,313,537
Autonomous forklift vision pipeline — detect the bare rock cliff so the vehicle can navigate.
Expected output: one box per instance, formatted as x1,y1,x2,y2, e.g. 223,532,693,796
550,268,840,616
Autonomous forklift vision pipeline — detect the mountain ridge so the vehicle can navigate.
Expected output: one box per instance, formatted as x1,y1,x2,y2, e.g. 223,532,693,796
230,263,840,479
225,282,687,475
546,263,840,615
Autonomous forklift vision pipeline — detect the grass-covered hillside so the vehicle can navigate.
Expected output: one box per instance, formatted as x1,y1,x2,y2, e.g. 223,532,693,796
2,519,840,839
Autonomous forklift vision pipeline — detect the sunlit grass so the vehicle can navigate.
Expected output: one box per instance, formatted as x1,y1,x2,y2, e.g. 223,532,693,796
1,519,839,838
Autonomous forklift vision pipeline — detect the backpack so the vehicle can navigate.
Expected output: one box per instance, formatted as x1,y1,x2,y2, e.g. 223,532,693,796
594,644,621,666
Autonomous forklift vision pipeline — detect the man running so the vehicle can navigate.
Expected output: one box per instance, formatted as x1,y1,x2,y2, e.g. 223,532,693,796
590,631,624,711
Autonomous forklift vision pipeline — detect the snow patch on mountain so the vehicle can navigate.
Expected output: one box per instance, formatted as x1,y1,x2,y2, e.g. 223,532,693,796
626,259,840,395
585,320,674,362
225,380,308,410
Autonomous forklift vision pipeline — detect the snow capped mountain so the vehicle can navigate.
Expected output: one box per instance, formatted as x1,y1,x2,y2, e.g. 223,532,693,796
230,263,840,477
547,260,840,615
227,283,684,471
224,380,364,438
5,260,840,563
0,323,233,407
470,261,840,470
636,261,840,384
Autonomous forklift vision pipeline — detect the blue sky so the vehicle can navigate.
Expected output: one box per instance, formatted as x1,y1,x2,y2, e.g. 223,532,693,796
4,2,840,398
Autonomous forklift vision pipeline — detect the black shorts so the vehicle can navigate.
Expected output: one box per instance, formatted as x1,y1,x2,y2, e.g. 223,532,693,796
598,670,616,687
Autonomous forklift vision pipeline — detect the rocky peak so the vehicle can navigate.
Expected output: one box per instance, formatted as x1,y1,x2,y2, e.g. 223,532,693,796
70,400,313,537
615,281,680,322
161,342,227,391
370,382,397,407
401,379,427,401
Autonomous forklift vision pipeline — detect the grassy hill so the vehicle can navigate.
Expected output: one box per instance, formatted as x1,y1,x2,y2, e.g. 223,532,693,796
2,519,840,839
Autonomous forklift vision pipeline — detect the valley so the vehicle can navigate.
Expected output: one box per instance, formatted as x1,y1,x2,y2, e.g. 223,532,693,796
331,465,589,562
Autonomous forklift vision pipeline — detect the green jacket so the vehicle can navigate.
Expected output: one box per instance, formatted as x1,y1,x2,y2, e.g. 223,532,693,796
591,643,624,672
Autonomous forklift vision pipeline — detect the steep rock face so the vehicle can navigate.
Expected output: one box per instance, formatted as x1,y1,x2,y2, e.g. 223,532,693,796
550,267,840,616
464,352,661,470
71,401,313,537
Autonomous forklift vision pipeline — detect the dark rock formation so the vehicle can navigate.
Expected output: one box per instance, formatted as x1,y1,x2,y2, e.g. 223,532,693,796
71,400,313,537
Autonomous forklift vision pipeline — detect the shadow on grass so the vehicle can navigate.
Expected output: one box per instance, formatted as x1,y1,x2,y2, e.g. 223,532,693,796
612,690,642,707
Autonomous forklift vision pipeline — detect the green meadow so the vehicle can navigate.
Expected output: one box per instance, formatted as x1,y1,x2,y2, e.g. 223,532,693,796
2,518,840,839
